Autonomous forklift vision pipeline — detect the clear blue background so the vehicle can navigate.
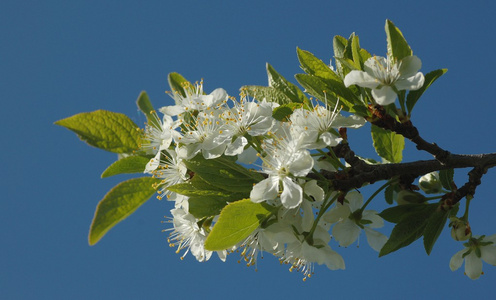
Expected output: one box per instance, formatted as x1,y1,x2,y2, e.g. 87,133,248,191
2,1,496,299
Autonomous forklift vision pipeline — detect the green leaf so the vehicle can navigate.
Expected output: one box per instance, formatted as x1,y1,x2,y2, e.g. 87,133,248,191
439,169,455,191
296,48,341,81
101,155,152,178
295,74,355,111
384,181,399,205
55,110,141,153
184,155,264,193
136,91,160,129
168,176,247,218
88,177,160,245
379,203,435,223
371,125,404,163
243,85,292,105
168,72,191,98
204,199,275,250
267,63,308,103
385,19,412,61
351,34,362,70
272,103,303,122
406,69,448,115
379,204,437,256
423,207,449,255
333,35,348,76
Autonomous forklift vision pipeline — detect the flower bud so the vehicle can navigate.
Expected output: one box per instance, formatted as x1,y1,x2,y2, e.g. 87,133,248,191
450,218,472,241
395,190,426,205
418,172,443,194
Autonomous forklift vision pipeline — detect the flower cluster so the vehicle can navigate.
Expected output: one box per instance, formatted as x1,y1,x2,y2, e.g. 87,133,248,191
139,80,392,280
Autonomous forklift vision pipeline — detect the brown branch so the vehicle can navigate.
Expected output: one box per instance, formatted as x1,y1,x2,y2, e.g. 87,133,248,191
309,153,496,192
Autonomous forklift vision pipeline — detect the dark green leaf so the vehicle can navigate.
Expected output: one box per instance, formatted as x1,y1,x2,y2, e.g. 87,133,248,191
379,203,436,223
384,182,400,205
101,155,152,178
439,169,455,191
406,69,448,115
184,155,263,193
423,207,449,255
88,177,160,245
55,110,141,153
379,204,437,256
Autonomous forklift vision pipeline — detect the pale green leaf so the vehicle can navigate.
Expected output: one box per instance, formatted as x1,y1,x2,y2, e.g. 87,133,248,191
168,72,191,98
204,199,275,250
385,19,412,61
136,91,160,129
55,110,141,153
88,177,160,245
267,63,308,103
371,125,404,163
101,155,152,178
296,47,341,81
242,85,292,105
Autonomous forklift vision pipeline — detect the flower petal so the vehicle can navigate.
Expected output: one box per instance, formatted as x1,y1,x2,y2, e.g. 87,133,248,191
465,252,483,280
398,55,422,77
372,86,397,106
395,72,425,91
450,248,466,271
344,70,380,88
481,246,496,266
364,227,388,252
281,177,303,209
250,177,279,203
332,219,360,247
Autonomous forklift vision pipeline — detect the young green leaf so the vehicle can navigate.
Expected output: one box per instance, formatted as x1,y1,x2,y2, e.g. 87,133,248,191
333,35,348,76
385,19,412,62
88,177,160,245
294,74,355,111
136,91,160,129
272,103,303,122
371,125,405,163
267,63,308,103
101,155,152,178
406,69,448,115
242,85,292,105
55,110,141,153
204,199,275,251
423,207,449,255
168,72,191,98
296,47,341,81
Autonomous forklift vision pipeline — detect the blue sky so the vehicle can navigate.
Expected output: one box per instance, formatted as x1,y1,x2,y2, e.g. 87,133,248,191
2,1,496,299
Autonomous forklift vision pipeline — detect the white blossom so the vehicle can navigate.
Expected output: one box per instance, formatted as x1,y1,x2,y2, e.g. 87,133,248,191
450,234,496,280
344,55,424,106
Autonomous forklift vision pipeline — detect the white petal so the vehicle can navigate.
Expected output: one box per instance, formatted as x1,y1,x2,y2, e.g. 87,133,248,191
159,105,185,116
144,151,161,173
224,136,247,156
281,177,303,209
288,151,314,176
362,210,384,228
324,204,350,223
237,146,259,164
450,249,466,271
465,252,483,280
346,191,363,212
332,219,360,247
395,72,425,91
344,70,380,88
484,234,496,244
303,180,325,202
210,88,228,103
333,114,366,128
250,177,279,203
481,246,496,265
398,55,422,77
321,246,346,270
372,86,397,106
364,227,388,252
